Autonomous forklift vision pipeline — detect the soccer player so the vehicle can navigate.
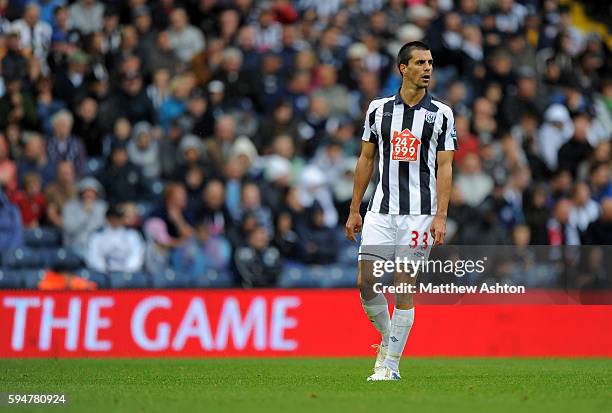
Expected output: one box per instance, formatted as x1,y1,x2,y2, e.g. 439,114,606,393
345,41,456,381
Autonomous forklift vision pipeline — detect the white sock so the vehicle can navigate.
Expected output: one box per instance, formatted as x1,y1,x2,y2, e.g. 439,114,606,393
384,308,415,372
360,293,390,346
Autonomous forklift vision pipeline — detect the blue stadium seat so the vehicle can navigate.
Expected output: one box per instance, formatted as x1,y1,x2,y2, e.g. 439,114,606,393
277,262,321,288
108,271,149,288
192,269,234,288
2,248,43,269
151,268,191,288
0,269,22,288
338,244,359,265
22,269,46,289
75,268,109,289
41,248,83,271
319,265,356,288
23,227,61,248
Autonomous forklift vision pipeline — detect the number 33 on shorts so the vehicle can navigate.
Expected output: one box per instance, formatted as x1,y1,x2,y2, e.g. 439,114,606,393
409,230,429,248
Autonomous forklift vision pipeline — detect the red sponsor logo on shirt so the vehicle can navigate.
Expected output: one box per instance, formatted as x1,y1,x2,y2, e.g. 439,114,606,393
391,128,421,161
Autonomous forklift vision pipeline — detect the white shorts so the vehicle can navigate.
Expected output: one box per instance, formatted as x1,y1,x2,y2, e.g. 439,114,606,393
358,211,434,262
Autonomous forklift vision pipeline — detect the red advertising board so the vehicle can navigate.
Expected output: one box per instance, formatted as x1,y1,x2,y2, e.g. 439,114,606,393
1,290,611,358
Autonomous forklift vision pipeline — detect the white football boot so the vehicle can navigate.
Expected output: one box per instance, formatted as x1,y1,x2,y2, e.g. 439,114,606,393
367,365,401,381
372,344,388,372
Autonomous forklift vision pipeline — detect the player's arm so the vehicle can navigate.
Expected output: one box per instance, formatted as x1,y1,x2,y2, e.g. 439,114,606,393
345,140,377,242
430,107,457,245
431,150,453,245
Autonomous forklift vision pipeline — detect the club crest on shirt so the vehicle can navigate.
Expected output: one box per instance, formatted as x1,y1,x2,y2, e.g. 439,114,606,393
424,111,436,124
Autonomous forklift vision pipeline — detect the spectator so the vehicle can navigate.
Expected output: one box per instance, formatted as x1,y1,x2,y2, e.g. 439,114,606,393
101,117,131,159
523,185,551,245
455,153,495,208
537,103,575,172
150,182,194,245
69,0,105,35
98,140,150,204
589,162,612,203
170,221,232,280
52,50,89,110
0,74,38,131
205,115,238,174
143,217,173,277
143,31,180,78
127,121,161,180
9,172,46,228
46,110,87,176
107,71,156,125
234,225,282,288
35,77,67,136
273,210,301,260
196,179,233,237
570,182,600,239
10,3,52,63
62,177,107,256
547,198,580,246
238,182,274,237
1,31,27,82
0,134,18,194
167,8,205,64
85,205,145,273
584,198,612,245
17,132,55,187
557,113,594,178
298,202,338,264
45,160,77,228
73,97,104,157
0,187,23,250
312,64,350,117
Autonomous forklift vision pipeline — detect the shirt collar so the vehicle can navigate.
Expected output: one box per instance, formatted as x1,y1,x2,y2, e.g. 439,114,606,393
394,90,431,110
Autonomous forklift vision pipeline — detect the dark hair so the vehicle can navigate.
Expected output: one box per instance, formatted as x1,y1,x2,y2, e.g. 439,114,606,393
397,41,430,70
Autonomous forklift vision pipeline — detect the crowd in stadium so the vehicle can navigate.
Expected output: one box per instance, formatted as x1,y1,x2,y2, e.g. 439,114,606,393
0,0,610,288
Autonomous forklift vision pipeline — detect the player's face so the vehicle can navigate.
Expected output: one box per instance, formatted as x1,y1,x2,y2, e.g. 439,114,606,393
400,49,433,89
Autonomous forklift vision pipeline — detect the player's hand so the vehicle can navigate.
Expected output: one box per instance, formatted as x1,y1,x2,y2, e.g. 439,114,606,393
430,215,447,246
345,211,362,242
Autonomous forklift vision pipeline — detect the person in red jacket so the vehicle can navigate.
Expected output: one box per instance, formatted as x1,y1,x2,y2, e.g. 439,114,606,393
10,172,46,228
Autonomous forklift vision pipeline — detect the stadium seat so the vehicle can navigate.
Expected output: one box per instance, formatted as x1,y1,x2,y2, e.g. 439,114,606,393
277,262,322,288
319,265,356,288
108,271,149,289
41,248,83,271
76,268,109,289
23,227,62,248
338,244,359,265
0,269,22,288
151,268,191,288
22,269,46,289
2,248,43,269
192,269,234,288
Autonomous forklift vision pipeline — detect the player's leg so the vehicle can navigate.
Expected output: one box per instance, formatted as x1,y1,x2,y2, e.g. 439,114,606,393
358,260,390,345
358,212,395,373
382,215,434,375
383,264,417,374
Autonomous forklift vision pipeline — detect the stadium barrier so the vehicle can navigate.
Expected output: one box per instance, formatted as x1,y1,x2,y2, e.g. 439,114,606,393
1,290,611,358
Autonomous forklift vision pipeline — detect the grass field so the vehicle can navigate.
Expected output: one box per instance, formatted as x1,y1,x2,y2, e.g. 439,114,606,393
1,358,611,413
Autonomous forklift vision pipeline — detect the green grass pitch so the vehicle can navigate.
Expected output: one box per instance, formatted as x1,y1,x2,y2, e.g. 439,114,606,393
1,358,611,412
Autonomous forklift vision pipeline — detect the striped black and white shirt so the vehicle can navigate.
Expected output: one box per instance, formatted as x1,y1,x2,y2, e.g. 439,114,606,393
362,91,457,216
